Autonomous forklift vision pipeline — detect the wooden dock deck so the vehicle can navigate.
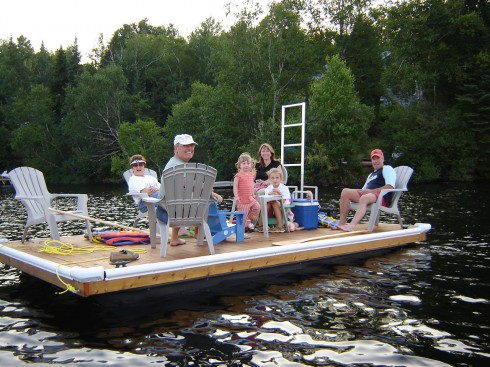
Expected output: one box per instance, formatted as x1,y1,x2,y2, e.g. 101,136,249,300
0,223,430,298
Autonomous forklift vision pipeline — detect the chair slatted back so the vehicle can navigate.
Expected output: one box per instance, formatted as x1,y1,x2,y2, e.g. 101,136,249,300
161,163,217,228
8,167,51,221
394,166,413,191
389,166,414,209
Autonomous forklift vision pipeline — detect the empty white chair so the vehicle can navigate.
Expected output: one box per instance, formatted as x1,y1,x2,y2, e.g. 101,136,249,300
7,167,92,242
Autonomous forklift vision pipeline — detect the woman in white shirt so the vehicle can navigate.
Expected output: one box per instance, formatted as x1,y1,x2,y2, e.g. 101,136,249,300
127,154,160,212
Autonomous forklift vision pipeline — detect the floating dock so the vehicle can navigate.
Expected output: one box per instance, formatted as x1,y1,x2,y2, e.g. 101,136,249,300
0,222,430,298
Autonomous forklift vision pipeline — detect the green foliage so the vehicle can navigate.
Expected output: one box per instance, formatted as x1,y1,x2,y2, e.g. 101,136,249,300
114,119,167,176
380,0,488,105
308,55,374,184
456,50,490,179
51,44,82,120
380,102,478,182
212,1,324,125
0,37,34,104
10,85,58,172
98,19,196,125
62,65,131,180
343,15,383,123
188,18,223,86
163,82,251,180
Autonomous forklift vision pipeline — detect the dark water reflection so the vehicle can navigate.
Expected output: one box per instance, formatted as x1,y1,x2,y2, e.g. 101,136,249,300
0,182,488,366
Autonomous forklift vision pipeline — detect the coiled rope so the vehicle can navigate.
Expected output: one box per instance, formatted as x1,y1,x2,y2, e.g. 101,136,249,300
39,239,147,294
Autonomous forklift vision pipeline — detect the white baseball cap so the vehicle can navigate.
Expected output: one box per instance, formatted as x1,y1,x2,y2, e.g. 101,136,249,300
130,159,146,165
174,134,198,146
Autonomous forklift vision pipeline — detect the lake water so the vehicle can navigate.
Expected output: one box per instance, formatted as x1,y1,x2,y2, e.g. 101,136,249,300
0,182,488,367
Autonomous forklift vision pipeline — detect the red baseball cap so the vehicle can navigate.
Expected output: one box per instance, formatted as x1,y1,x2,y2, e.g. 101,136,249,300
370,149,384,158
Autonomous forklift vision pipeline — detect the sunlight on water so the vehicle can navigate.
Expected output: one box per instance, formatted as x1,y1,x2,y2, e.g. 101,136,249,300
0,182,489,366
453,295,488,303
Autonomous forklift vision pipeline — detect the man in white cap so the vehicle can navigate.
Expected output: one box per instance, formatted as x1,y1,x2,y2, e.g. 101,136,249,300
164,134,198,169
157,134,222,246
333,148,396,232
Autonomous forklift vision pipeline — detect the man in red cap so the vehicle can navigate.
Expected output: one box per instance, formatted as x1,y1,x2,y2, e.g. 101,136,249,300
333,148,396,231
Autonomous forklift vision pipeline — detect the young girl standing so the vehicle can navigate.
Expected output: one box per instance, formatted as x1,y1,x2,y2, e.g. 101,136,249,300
233,152,261,231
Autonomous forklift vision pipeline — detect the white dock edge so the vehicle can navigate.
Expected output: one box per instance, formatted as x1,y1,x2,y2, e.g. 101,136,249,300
0,224,430,283
104,224,431,280
0,245,105,282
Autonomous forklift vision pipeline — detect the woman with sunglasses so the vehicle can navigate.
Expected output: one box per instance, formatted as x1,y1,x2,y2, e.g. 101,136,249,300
127,154,160,213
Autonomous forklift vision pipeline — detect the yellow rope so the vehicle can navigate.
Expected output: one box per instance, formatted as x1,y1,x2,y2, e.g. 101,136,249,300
55,268,77,295
39,239,147,256
39,239,147,295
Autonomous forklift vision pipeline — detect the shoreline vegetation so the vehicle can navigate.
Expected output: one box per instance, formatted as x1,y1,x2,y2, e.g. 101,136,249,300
0,0,488,185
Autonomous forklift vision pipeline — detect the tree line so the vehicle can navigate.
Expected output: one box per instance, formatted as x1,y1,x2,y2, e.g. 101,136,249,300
0,0,488,186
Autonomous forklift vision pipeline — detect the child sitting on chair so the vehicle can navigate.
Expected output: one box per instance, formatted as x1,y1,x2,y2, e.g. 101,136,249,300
264,167,291,232
233,152,261,231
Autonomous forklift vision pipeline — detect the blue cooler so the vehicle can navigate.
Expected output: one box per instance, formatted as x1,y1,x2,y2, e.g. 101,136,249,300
292,199,319,229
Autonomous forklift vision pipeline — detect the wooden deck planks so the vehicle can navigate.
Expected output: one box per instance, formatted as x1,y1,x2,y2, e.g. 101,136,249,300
0,223,428,297
2,223,406,267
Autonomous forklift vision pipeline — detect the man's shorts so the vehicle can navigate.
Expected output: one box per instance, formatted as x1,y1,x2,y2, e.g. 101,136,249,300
357,190,387,206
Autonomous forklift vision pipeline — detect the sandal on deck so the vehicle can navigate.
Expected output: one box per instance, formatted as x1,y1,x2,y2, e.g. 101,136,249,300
269,226,285,233
110,249,139,263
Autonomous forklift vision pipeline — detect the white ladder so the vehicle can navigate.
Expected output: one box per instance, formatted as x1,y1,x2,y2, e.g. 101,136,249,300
281,102,318,200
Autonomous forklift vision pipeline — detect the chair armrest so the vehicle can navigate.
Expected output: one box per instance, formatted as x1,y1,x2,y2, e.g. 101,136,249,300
258,194,283,200
227,211,246,216
126,192,149,199
14,195,44,200
51,193,86,199
51,193,88,211
213,181,233,188
378,188,407,197
141,196,160,204
374,188,407,207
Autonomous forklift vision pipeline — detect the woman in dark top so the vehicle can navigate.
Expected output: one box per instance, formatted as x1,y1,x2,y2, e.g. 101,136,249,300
254,143,282,193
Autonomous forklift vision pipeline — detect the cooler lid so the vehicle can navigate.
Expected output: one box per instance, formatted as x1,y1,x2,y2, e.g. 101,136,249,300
292,199,319,206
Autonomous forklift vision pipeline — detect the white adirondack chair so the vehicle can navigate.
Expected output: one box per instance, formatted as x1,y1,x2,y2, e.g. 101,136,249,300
7,167,92,242
123,168,159,227
142,163,217,257
350,165,414,232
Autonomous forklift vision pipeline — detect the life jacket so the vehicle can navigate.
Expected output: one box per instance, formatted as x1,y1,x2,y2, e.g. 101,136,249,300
317,213,339,228
87,231,151,245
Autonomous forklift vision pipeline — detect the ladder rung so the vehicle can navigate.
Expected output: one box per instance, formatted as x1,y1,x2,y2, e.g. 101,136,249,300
284,143,302,147
282,102,306,190
282,102,305,108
